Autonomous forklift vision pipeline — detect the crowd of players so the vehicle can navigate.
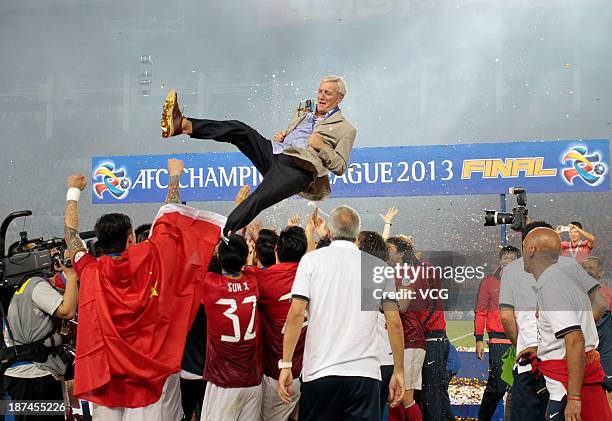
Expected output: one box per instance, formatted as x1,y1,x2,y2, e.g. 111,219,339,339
1,157,610,421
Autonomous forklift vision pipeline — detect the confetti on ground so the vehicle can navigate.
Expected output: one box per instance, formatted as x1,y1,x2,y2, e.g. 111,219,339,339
449,377,487,405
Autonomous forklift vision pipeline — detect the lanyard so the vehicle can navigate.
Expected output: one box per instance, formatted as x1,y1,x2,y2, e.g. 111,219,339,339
568,241,581,257
310,106,340,132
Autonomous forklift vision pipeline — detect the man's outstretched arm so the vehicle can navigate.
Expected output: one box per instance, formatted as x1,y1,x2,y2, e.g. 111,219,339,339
64,174,87,260
165,158,184,204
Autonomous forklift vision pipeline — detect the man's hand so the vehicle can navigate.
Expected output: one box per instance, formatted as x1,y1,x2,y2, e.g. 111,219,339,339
168,158,184,176
315,219,330,239
273,131,286,143
476,341,486,360
564,399,582,421
278,368,294,404
235,185,250,206
67,174,87,191
247,220,263,241
387,370,405,408
308,133,326,151
306,208,317,231
56,261,77,281
555,225,565,234
287,213,301,227
246,238,256,266
516,346,537,363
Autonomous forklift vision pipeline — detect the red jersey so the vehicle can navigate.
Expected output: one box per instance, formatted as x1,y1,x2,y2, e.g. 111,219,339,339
396,275,426,350
474,273,510,343
415,262,446,333
561,240,593,263
201,271,262,388
256,263,307,379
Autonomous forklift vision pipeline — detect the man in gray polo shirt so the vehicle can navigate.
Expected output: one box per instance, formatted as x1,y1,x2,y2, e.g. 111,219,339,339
499,221,606,421
520,227,611,420
279,205,405,420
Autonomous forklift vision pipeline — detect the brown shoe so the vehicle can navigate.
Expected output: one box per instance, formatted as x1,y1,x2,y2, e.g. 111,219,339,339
161,90,183,138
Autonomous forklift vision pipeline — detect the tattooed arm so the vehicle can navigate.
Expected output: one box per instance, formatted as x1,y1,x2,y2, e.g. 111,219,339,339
64,174,87,260
165,158,184,204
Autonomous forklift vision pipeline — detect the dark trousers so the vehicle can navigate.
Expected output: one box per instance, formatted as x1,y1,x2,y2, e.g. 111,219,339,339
379,365,394,418
478,342,511,420
547,397,567,421
299,376,380,421
180,378,205,421
597,311,612,392
510,368,549,421
3,375,64,421
417,338,454,421
188,118,314,235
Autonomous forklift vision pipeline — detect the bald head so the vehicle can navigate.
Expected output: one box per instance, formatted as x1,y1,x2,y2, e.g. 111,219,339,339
522,227,561,278
523,227,561,254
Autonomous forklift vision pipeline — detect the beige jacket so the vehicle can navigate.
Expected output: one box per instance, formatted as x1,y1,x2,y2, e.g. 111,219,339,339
281,109,357,201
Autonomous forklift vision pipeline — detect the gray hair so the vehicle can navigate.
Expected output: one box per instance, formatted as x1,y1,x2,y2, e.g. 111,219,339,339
328,205,360,240
320,75,347,97
583,255,603,269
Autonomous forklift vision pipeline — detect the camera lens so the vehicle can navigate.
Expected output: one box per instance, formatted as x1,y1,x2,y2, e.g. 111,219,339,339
484,210,498,226
484,210,515,227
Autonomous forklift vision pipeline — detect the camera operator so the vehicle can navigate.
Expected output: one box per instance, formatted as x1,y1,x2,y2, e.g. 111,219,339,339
2,241,79,420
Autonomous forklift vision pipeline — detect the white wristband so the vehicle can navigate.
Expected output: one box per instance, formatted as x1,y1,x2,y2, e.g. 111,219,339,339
278,360,293,369
66,187,81,202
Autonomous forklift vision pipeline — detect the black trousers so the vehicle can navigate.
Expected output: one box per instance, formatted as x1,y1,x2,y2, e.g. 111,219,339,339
3,375,64,421
180,378,205,421
417,338,454,421
299,376,381,421
188,118,315,235
478,343,511,421
510,368,549,421
547,397,567,421
379,365,394,418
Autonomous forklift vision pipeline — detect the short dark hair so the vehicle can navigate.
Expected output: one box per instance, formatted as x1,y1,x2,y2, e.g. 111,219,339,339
218,234,248,274
94,213,133,255
570,221,583,229
277,226,307,263
499,245,521,260
207,254,222,275
316,237,331,249
255,229,279,268
521,221,553,240
358,231,388,261
135,223,152,243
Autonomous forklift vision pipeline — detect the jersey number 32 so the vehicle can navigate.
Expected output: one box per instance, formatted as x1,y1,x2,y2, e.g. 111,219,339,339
216,296,257,343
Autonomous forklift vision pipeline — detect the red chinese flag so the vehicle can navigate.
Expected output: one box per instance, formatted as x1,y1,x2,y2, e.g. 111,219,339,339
73,204,225,408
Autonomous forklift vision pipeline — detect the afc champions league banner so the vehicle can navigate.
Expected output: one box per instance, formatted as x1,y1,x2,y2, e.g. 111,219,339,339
91,139,610,204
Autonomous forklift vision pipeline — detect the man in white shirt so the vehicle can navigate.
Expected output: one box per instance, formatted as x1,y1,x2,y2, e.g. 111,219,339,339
279,205,405,420
518,227,611,421
499,221,607,420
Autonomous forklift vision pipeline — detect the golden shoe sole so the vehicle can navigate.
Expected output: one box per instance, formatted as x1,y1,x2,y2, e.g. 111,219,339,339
161,89,177,138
